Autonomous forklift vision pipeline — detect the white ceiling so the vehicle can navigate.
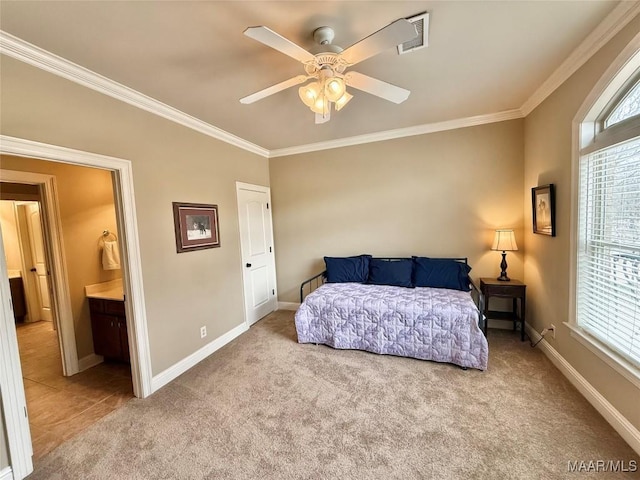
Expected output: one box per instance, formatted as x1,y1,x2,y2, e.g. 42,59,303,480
0,1,625,151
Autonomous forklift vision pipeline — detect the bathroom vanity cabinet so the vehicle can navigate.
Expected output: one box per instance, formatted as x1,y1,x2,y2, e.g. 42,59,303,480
88,297,130,363
9,276,27,322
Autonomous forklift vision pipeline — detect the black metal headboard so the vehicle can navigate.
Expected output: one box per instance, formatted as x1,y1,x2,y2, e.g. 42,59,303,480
299,257,469,302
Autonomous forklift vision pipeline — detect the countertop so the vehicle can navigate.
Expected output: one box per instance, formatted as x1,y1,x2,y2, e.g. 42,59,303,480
8,270,22,279
85,278,124,301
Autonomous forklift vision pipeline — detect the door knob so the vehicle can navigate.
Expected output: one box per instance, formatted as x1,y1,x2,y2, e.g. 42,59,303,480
246,263,252,268
30,268,37,272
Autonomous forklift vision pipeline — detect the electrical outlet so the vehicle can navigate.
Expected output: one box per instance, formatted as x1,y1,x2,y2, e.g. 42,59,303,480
549,324,556,339
200,326,207,339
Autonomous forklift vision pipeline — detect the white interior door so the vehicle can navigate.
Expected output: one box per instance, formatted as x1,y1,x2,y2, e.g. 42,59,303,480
0,232,34,479
24,202,53,322
236,183,277,326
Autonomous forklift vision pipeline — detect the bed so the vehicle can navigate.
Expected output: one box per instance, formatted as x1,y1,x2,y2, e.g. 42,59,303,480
294,256,489,370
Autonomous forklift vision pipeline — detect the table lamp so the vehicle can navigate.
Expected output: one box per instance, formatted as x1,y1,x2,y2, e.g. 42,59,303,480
491,229,518,281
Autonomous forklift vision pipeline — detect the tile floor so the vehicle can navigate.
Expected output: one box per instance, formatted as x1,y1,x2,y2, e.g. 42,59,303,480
15,321,134,460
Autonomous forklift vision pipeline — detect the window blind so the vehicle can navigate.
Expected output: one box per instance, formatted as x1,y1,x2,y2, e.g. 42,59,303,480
577,136,640,367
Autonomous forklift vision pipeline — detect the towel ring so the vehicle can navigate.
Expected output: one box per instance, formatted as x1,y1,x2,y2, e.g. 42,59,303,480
99,230,118,245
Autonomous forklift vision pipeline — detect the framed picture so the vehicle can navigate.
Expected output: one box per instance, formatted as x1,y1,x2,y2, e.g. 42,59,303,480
172,202,220,253
532,184,556,236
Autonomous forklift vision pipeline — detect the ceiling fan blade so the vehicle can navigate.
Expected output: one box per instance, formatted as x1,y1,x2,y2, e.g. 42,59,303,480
340,19,418,66
240,75,308,104
244,26,316,64
345,71,410,104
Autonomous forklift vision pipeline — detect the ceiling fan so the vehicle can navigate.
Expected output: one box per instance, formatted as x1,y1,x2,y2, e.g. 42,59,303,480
239,19,418,124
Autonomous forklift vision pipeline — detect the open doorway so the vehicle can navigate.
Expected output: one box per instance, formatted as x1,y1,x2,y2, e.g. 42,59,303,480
0,171,134,459
0,137,153,479
2,199,54,326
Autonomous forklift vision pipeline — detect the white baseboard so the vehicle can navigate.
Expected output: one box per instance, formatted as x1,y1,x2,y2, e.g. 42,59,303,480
526,323,640,456
151,322,248,393
78,353,103,371
0,467,13,480
278,302,300,311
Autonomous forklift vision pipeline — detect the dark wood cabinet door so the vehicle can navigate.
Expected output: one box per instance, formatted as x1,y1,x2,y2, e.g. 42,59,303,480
88,298,104,313
89,298,130,362
91,313,122,359
118,317,130,362
9,277,27,321
104,300,125,316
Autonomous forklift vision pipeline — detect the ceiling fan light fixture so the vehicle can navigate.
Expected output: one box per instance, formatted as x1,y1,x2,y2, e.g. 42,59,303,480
298,82,321,108
310,95,329,115
242,19,418,123
334,91,353,111
325,77,346,102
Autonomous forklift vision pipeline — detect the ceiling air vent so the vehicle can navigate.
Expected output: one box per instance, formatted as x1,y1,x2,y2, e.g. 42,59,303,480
397,12,429,55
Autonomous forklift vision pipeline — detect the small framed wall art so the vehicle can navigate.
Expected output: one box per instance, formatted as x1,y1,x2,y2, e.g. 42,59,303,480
531,184,556,237
172,202,220,253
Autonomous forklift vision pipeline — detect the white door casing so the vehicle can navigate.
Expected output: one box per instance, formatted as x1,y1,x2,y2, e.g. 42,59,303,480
0,172,77,378
24,202,53,322
0,135,154,479
236,182,277,326
0,138,152,398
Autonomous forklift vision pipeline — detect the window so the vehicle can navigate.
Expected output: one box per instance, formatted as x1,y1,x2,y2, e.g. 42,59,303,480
576,66,640,371
604,78,640,128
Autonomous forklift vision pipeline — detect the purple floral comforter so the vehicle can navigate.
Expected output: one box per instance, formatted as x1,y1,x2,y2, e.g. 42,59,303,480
295,283,488,370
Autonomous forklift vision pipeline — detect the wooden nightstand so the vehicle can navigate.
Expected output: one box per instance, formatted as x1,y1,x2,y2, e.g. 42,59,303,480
479,278,527,341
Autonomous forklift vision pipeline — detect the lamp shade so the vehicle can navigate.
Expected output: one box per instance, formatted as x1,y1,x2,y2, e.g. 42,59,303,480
298,82,321,108
310,95,328,114
325,77,346,102
334,92,353,111
491,229,518,251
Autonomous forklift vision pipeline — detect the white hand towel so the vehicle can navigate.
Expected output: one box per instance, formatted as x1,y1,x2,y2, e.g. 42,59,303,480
102,241,121,270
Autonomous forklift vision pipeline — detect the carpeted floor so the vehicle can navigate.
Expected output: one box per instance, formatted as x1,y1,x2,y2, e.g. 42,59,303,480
28,310,638,479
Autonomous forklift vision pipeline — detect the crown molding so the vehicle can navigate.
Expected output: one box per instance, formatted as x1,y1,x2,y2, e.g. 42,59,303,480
269,109,524,157
0,30,270,158
521,2,640,117
1,2,637,159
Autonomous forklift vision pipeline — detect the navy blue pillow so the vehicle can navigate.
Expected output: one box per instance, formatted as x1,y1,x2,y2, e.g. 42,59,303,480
412,257,471,291
368,258,413,288
324,255,371,283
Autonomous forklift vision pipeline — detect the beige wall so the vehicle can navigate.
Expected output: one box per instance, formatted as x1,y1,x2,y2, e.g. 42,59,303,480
270,119,525,302
0,55,270,375
0,202,22,271
1,157,121,358
523,16,640,430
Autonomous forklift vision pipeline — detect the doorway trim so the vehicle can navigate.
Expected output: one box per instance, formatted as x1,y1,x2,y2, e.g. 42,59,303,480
1,170,79,376
0,135,153,477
